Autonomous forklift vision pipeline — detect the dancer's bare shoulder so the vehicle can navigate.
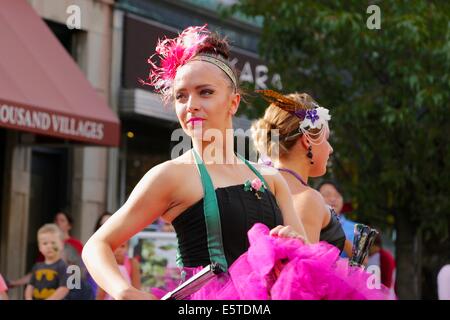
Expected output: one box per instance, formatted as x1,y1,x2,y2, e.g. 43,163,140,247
147,151,197,181
149,152,204,221
297,188,326,204
292,188,329,224
129,154,194,204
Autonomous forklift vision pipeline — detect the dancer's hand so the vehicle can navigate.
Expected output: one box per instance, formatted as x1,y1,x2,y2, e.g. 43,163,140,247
270,225,306,242
116,286,158,300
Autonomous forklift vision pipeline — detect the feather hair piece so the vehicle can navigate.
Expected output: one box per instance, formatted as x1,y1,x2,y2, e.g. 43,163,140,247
255,89,308,113
140,25,210,102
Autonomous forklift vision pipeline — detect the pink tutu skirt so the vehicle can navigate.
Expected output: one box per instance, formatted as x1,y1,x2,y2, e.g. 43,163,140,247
153,223,394,300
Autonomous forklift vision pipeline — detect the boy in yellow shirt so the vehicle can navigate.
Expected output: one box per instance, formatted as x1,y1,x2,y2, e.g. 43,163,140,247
25,224,69,300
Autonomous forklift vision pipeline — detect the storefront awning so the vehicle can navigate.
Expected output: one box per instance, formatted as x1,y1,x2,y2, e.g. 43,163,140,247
0,0,120,147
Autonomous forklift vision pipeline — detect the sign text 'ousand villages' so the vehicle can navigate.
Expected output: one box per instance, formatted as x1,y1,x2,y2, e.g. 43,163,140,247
0,104,104,140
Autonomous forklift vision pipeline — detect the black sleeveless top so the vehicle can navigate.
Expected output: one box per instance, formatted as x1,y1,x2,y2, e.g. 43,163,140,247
171,150,284,269
172,185,283,268
320,207,346,253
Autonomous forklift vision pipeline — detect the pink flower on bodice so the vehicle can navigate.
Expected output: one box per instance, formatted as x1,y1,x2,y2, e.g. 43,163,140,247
251,178,263,191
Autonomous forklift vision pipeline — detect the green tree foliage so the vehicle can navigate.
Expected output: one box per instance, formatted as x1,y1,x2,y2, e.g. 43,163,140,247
231,0,450,299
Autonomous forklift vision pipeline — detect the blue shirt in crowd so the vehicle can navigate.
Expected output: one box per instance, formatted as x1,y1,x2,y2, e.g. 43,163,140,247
339,214,357,258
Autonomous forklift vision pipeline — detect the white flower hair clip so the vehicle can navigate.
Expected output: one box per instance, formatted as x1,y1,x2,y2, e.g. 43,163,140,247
299,107,331,131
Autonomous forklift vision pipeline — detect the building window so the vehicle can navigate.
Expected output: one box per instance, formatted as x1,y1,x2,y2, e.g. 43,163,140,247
44,19,80,60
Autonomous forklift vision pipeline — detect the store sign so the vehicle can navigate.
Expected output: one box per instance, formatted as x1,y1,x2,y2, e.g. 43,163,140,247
0,103,105,141
229,56,283,90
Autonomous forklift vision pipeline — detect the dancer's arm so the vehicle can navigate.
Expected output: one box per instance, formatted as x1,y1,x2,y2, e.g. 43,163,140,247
82,162,176,300
271,171,310,243
291,189,327,243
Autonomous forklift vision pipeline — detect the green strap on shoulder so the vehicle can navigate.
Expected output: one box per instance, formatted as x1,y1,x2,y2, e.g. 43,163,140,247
176,151,271,272
192,149,228,271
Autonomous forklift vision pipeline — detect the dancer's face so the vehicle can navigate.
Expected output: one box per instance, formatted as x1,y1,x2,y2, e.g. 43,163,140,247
173,60,240,139
304,126,333,177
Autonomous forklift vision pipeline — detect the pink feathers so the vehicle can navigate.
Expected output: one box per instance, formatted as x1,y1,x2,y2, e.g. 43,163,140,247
141,25,210,101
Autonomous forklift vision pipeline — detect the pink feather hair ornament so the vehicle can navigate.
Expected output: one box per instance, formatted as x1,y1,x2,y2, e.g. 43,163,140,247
140,25,210,102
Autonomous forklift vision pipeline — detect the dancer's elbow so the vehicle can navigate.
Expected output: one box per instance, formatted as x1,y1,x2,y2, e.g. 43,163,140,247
81,237,102,266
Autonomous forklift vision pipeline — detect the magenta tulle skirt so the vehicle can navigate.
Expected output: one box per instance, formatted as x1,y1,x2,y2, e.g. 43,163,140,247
152,223,394,300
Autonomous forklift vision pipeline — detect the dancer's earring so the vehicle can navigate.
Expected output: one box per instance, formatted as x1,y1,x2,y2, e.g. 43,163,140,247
307,144,314,165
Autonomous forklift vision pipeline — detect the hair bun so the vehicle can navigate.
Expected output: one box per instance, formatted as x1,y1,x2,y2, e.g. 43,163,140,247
198,33,231,60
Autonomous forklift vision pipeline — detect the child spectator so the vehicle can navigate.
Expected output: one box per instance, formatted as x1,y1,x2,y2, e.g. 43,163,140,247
25,224,69,300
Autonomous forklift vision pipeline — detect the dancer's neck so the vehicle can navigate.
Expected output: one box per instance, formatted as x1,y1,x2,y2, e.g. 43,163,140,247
276,156,310,184
192,136,237,165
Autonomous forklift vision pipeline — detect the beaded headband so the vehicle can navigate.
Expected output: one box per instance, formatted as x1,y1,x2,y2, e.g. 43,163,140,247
190,54,237,91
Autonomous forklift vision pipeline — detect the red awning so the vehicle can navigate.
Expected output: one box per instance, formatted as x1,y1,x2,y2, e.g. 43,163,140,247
0,0,120,147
